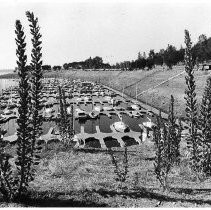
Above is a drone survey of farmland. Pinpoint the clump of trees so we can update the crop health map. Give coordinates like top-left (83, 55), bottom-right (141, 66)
top-left (0, 11), bottom-right (43, 201)
top-left (62, 56), bottom-right (111, 70)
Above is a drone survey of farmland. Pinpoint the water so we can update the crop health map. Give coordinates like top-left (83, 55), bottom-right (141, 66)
top-left (0, 70), bottom-right (14, 76)
top-left (0, 78), bottom-right (157, 149)
top-left (0, 79), bottom-right (18, 91)
top-left (122, 136), bottom-right (139, 146)
top-left (104, 136), bottom-right (120, 148)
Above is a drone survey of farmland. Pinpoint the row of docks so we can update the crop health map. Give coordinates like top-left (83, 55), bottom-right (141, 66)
top-left (0, 78), bottom-right (189, 148)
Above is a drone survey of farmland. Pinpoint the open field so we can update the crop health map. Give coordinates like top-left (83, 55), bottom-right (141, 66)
top-left (1, 65), bottom-right (208, 117)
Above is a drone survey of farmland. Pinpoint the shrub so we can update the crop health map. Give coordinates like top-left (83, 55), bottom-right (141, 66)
top-left (184, 29), bottom-right (202, 175)
top-left (154, 96), bottom-right (182, 191)
top-left (108, 147), bottom-right (129, 189)
top-left (199, 76), bottom-right (211, 176)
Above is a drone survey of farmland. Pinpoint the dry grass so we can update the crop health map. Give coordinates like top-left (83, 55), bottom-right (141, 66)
top-left (1, 140), bottom-right (210, 207)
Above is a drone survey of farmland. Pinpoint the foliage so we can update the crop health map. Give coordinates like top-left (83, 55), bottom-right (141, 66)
top-left (154, 115), bottom-right (172, 191)
top-left (57, 86), bottom-right (74, 147)
top-left (184, 29), bottom-right (201, 175)
top-left (15, 19), bottom-right (33, 196)
top-left (168, 95), bottom-right (182, 164)
top-left (0, 129), bottom-right (16, 201)
top-left (26, 11), bottom-right (43, 180)
top-left (192, 34), bottom-right (209, 62)
top-left (199, 76), bottom-right (211, 176)
top-left (153, 96), bottom-right (182, 191)
top-left (163, 45), bottom-right (183, 69)
top-left (0, 12), bottom-right (44, 202)
top-left (108, 147), bottom-right (129, 188)
top-left (53, 65), bottom-right (62, 71)
top-left (42, 65), bottom-right (51, 71)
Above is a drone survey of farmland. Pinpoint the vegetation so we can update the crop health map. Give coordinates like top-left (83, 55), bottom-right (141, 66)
top-left (15, 19), bottom-right (34, 198)
top-left (199, 76), bottom-right (211, 176)
top-left (0, 12), bottom-right (43, 202)
top-left (153, 95), bottom-right (182, 191)
top-left (108, 147), bottom-right (129, 189)
top-left (57, 86), bottom-right (74, 146)
top-left (26, 11), bottom-right (43, 180)
top-left (184, 30), bottom-right (201, 175)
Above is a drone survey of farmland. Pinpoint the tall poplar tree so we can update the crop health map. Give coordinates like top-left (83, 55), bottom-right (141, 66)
top-left (15, 20), bottom-right (32, 195)
top-left (184, 30), bottom-right (201, 174)
top-left (26, 11), bottom-right (43, 173)
top-left (199, 77), bottom-right (211, 175)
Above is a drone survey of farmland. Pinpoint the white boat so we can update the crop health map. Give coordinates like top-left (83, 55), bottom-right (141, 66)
top-left (75, 108), bottom-right (88, 120)
top-left (104, 96), bottom-right (111, 102)
top-left (108, 98), bottom-right (114, 105)
top-left (44, 108), bottom-right (55, 119)
top-left (67, 106), bottom-right (72, 115)
top-left (0, 115), bottom-right (6, 123)
top-left (93, 106), bottom-right (102, 112)
top-left (88, 111), bottom-right (99, 119)
top-left (131, 104), bottom-right (140, 110)
top-left (131, 110), bottom-right (140, 118)
top-left (3, 109), bottom-right (13, 115)
top-left (84, 96), bottom-right (89, 102)
top-left (112, 121), bottom-right (130, 133)
top-left (142, 117), bottom-right (156, 129)
top-left (72, 135), bottom-right (85, 148)
top-left (103, 106), bottom-right (113, 111)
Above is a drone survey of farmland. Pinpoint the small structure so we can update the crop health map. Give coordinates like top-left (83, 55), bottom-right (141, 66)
top-left (202, 63), bottom-right (211, 71)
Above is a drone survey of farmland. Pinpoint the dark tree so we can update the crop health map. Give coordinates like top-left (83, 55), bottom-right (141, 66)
top-left (199, 77), bottom-right (211, 175)
top-left (184, 29), bottom-right (201, 174)
top-left (42, 65), bottom-right (51, 71)
top-left (15, 19), bottom-right (32, 196)
top-left (26, 11), bottom-right (43, 178)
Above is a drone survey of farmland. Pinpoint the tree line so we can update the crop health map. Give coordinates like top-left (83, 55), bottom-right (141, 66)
top-left (38, 34), bottom-right (211, 72)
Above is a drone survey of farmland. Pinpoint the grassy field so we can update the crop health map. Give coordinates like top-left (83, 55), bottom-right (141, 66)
top-left (1, 140), bottom-right (211, 207)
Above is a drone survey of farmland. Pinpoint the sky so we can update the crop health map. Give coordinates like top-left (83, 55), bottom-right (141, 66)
top-left (1, 0), bottom-right (211, 69)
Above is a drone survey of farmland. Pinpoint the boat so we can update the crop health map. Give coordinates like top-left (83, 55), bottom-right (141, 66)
top-left (111, 121), bottom-right (130, 133)
top-left (103, 106), bottom-right (114, 111)
top-left (3, 109), bottom-right (13, 115)
top-left (131, 110), bottom-right (140, 118)
top-left (67, 106), bottom-right (73, 115)
top-left (84, 96), bottom-right (89, 102)
top-left (104, 96), bottom-right (111, 102)
top-left (0, 115), bottom-right (6, 124)
top-left (88, 111), bottom-right (99, 119)
top-left (142, 117), bottom-right (156, 129)
top-left (72, 135), bottom-right (85, 148)
top-left (43, 108), bottom-right (55, 119)
top-left (75, 108), bottom-right (88, 120)
top-left (131, 104), bottom-right (140, 110)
